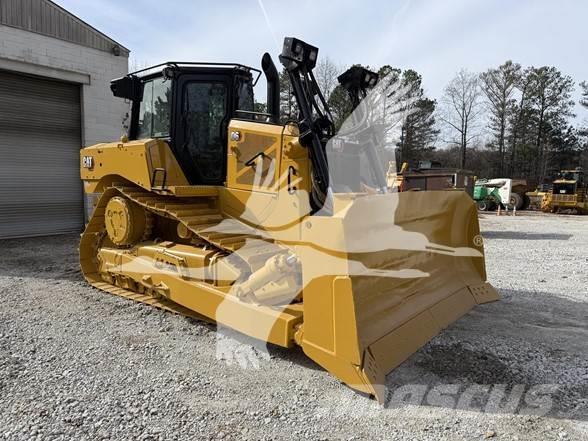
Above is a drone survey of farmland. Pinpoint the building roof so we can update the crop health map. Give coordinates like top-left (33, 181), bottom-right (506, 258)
top-left (0, 0), bottom-right (130, 57)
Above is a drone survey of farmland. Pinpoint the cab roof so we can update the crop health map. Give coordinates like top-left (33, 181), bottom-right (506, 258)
top-left (129, 61), bottom-right (261, 85)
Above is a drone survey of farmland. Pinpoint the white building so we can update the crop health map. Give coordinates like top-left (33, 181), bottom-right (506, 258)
top-left (0, 0), bottom-right (129, 238)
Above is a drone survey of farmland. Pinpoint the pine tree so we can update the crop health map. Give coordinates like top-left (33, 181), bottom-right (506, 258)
top-left (278, 68), bottom-right (298, 123)
top-left (547, 122), bottom-right (582, 173)
top-left (326, 65), bottom-right (439, 165)
top-left (396, 70), bottom-right (439, 165)
top-left (580, 81), bottom-right (588, 109)
top-left (577, 81), bottom-right (588, 172)
top-left (507, 68), bottom-right (535, 177)
top-left (480, 61), bottom-right (521, 175)
top-left (526, 66), bottom-right (575, 182)
top-left (327, 84), bottom-right (353, 130)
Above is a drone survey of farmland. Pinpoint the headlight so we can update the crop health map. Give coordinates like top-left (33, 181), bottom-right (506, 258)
top-left (281, 37), bottom-right (319, 70)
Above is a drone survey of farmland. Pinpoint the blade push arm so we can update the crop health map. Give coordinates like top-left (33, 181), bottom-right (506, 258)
top-left (279, 37), bottom-right (335, 211)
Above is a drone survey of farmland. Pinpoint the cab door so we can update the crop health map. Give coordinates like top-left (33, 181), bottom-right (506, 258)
top-left (173, 74), bottom-right (230, 185)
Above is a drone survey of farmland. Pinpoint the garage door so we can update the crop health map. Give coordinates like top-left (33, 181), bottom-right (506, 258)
top-left (0, 70), bottom-right (83, 239)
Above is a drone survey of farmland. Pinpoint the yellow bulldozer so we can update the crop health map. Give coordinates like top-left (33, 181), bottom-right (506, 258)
top-left (79, 37), bottom-right (499, 402)
top-left (541, 167), bottom-right (587, 214)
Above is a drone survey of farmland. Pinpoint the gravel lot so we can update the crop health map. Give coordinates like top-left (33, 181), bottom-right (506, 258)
top-left (0, 212), bottom-right (587, 440)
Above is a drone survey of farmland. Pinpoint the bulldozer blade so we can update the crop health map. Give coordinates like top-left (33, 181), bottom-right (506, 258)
top-left (81, 185), bottom-right (497, 403)
top-left (296, 190), bottom-right (499, 403)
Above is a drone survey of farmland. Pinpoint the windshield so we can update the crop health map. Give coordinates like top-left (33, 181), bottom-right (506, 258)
top-left (559, 171), bottom-right (583, 183)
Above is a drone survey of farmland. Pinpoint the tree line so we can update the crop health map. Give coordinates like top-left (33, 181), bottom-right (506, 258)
top-left (268, 58), bottom-right (588, 186)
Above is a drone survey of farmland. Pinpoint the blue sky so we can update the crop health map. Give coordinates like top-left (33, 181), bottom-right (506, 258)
top-left (55, 0), bottom-right (588, 116)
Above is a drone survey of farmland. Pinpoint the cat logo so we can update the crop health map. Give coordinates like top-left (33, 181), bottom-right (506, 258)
top-left (82, 156), bottom-right (94, 169)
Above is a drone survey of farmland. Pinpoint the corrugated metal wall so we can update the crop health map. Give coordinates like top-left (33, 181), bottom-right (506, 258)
top-left (0, 0), bottom-right (129, 56)
top-left (0, 70), bottom-right (83, 238)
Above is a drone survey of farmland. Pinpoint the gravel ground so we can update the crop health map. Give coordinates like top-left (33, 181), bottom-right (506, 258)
top-left (0, 212), bottom-right (587, 440)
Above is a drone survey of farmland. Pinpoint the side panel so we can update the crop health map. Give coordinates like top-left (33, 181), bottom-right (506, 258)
top-left (80, 139), bottom-right (189, 194)
top-left (226, 120), bottom-right (283, 192)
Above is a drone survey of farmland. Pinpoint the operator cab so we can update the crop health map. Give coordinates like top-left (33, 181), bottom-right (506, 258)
top-left (557, 168), bottom-right (584, 184)
top-left (108, 37), bottom-right (390, 213)
top-left (110, 63), bottom-right (264, 186)
top-left (554, 168), bottom-right (585, 194)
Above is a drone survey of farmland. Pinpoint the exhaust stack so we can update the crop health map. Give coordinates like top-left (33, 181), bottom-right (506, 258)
top-left (261, 53), bottom-right (280, 124)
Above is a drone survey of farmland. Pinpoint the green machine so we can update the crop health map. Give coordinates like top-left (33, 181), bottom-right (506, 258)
top-left (474, 178), bottom-right (531, 211)
top-left (473, 178), bottom-right (511, 211)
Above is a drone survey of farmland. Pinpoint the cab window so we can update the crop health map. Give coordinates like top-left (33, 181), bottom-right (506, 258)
top-left (237, 79), bottom-right (254, 114)
top-left (137, 77), bottom-right (172, 139)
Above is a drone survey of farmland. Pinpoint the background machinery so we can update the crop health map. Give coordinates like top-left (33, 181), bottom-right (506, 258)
top-left (79, 37), bottom-right (499, 402)
top-left (473, 178), bottom-right (510, 211)
top-left (541, 167), bottom-right (587, 214)
top-left (394, 161), bottom-right (475, 196)
top-left (526, 183), bottom-right (552, 210)
top-left (473, 178), bottom-right (530, 211)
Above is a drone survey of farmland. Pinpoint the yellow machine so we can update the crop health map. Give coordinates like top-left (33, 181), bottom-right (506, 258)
top-left (80, 37), bottom-right (499, 402)
top-left (541, 168), bottom-right (587, 214)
